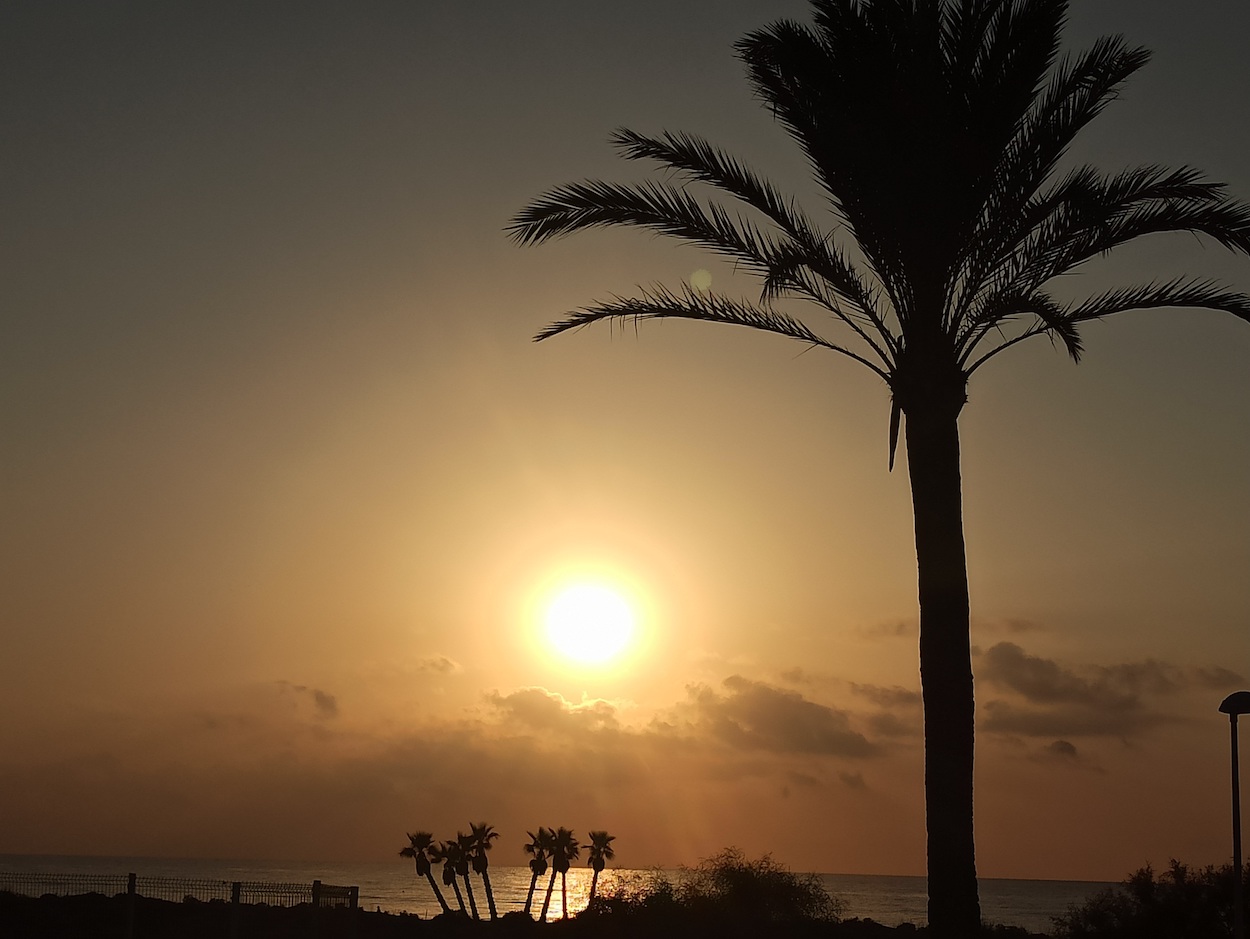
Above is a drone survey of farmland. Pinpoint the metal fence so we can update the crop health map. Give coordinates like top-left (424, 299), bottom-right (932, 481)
top-left (0, 870), bottom-right (359, 938)
top-left (0, 871), bottom-right (357, 909)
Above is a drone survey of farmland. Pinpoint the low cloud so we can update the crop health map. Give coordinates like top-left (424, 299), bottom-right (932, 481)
top-left (850, 683), bottom-right (922, 709)
top-left (416, 656), bottom-right (461, 675)
top-left (974, 643), bottom-right (1235, 740)
top-left (1029, 739), bottom-right (1105, 773)
top-left (276, 682), bottom-right (339, 719)
top-left (838, 771), bottom-right (868, 790)
top-left (486, 688), bottom-right (619, 733)
top-left (684, 676), bottom-right (878, 758)
top-left (1194, 666), bottom-right (1245, 689)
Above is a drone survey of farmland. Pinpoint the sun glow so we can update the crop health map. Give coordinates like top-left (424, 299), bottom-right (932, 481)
top-left (543, 583), bottom-right (636, 665)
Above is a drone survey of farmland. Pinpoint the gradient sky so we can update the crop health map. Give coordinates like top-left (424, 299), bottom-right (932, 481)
top-left (2, 1), bottom-right (1248, 882)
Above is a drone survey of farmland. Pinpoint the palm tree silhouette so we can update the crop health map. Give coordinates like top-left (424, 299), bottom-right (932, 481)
top-left (523, 827), bottom-right (553, 916)
top-left (585, 830), bottom-right (616, 904)
top-left (453, 831), bottom-right (480, 920)
top-left (468, 821), bottom-right (500, 920)
top-left (539, 827), bottom-right (580, 922)
top-left (428, 840), bottom-right (466, 916)
top-left (399, 831), bottom-right (451, 916)
top-left (509, 2), bottom-right (1250, 935)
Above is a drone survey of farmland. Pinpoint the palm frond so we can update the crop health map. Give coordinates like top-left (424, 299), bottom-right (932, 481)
top-left (610, 127), bottom-right (892, 339)
top-left (966, 277), bottom-right (1250, 375)
top-left (1065, 277), bottom-right (1250, 324)
top-left (533, 284), bottom-right (891, 380)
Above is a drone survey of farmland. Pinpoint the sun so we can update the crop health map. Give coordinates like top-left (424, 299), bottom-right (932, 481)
top-left (543, 583), bottom-right (636, 665)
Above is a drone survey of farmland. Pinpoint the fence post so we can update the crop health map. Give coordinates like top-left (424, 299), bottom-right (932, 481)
top-left (125, 873), bottom-right (136, 939)
top-left (230, 881), bottom-right (241, 939)
top-left (311, 880), bottom-right (322, 939)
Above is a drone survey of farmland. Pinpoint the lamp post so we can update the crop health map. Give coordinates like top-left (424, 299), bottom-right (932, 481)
top-left (1220, 691), bottom-right (1250, 939)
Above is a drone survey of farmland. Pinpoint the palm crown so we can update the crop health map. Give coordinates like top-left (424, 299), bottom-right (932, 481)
top-left (509, 0), bottom-right (1250, 463)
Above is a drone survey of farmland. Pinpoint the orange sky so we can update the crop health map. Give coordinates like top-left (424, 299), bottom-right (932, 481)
top-left (1, 1), bottom-right (1247, 882)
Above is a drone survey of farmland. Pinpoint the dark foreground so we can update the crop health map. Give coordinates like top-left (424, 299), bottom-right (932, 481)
top-left (0, 891), bottom-right (1046, 939)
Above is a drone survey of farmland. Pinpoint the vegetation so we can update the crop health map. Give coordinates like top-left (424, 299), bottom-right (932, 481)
top-left (509, 2), bottom-right (1250, 934)
top-left (524, 827), bottom-right (554, 915)
top-left (470, 821), bottom-right (501, 920)
top-left (541, 826), bottom-right (581, 922)
top-left (1053, 860), bottom-right (1250, 939)
top-left (584, 847), bottom-right (841, 930)
top-left (586, 831), bottom-right (617, 904)
top-left (399, 831), bottom-right (451, 916)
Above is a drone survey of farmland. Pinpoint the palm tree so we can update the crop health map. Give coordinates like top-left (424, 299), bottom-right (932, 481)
top-left (523, 827), bottom-right (553, 916)
top-left (454, 831), bottom-right (480, 920)
top-left (509, 2), bottom-right (1250, 935)
top-left (399, 831), bottom-right (451, 916)
top-left (539, 827), bottom-right (580, 922)
top-left (586, 830), bottom-right (616, 904)
top-left (468, 821), bottom-right (500, 920)
top-left (428, 840), bottom-right (466, 916)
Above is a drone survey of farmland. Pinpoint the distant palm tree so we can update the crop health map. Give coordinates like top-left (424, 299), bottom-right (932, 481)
top-left (509, 2), bottom-right (1250, 934)
top-left (454, 831), bottom-right (481, 920)
top-left (539, 827), bottom-right (580, 921)
top-left (468, 821), bottom-right (500, 920)
top-left (398, 831), bottom-right (451, 915)
top-left (428, 840), bottom-right (466, 916)
top-left (585, 830), bottom-right (616, 904)
top-left (523, 827), bottom-right (553, 916)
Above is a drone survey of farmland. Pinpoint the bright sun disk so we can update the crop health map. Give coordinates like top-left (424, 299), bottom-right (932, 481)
top-left (543, 583), bottom-right (635, 664)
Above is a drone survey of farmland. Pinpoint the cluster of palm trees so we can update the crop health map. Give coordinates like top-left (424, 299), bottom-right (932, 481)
top-left (400, 825), bottom-right (616, 922)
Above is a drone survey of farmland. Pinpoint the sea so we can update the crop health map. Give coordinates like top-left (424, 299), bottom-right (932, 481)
top-left (0, 854), bottom-right (1115, 936)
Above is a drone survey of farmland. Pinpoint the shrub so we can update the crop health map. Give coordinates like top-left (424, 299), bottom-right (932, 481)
top-left (1052, 859), bottom-right (1249, 939)
top-left (587, 847), bottom-right (841, 927)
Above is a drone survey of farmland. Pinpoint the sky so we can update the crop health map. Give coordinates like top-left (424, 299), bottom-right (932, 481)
top-left (2, 1), bottom-right (1248, 883)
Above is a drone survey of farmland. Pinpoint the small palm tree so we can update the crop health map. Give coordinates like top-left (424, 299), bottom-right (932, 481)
top-left (539, 827), bottom-right (580, 921)
top-left (454, 830), bottom-right (480, 920)
top-left (399, 831), bottom-right (451, 915)
top-left (586, 830), bottom-right (616, 904)
top-left (523, 827), bottom-right (553, 916)
top-left (468, 821), bottom-right (500, 920)
top-left (428, 840), bottom-right (466, 916)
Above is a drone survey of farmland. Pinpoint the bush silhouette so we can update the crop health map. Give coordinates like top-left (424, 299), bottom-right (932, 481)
top-left (1053, 860), bottom-right (1250, 939)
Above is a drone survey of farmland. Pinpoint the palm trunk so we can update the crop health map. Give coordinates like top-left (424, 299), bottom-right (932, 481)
top-left (589, 868), bottom-right (600, 904)
top-left (447, 874), bottom-right (466, 915)
top-left (524, 869), bottom-right (540, 915)
top-left (560, 870), bottom-right (568, 919)
top-left (540, 868), bottom-right (557, 922)
top-left (481, 870), bottom-right (498, 920)
top-left (461, 873), bottom-right (480, 920)
top-left (905, 403), bottom-right (981, 938)
top-left (423, 870), bottom-right (451, 915)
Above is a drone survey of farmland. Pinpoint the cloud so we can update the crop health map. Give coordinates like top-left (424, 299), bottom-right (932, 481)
top-left (684, 675), bottom-right (878, 758)
top-left (854, 621), bottom-right (912, 641)
top-left (416, 656), bottom-right (461, 675)
top-left (866, 711), bottom-right (920, 738)
top-left (980, 700), bottom-right (1170, 738)
top-left (1194, 665), bottom-right (1245, 689)
top-left (850, 683), bottom-right (922, 709)
top-left (1028, 739), bottom-right (1105, 773)
top-left (838, 771), bottom-right (867, 790)
top-left (485, 688), bottom-right (619, 733)
top-left (977, 642), bottom-right (1235, 740)
top-left (275, 682), bottom-right (339, 719)
top-left (979, 643), bottom-right (1136, 709)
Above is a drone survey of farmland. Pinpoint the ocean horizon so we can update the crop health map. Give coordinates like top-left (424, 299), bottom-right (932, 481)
top-left (0, 853), bottom-right (1114, 935)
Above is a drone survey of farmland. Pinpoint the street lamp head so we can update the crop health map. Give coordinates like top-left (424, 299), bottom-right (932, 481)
top-left (1219, 691), bottom-right (1250, 716)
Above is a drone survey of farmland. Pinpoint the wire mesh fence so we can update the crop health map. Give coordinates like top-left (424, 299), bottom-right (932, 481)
top-left (0, 870), bottom-right (357, 909)
top-left (0, 871), bottom-right (129, 898)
